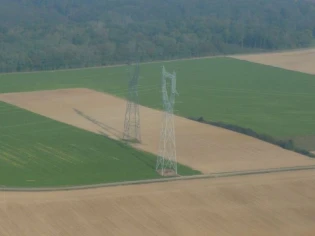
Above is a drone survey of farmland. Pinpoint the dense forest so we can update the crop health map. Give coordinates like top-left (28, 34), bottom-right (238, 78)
top-left (0, 0), bottom-right (315, 72)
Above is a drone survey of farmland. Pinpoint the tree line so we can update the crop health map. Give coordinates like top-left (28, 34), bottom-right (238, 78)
top-left (189, 116), bottom-right (315, 158)
top-left (0, 0), bottom-right (315, 72)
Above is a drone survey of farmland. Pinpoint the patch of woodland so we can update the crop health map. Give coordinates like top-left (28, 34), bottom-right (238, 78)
top-left (1, 0), bottom-right (315, 72)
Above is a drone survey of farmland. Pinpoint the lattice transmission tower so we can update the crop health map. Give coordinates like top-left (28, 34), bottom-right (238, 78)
top-left (122, 62), bottom-right (141, 143)
top-left (156, 66), bottom-right (178, 176)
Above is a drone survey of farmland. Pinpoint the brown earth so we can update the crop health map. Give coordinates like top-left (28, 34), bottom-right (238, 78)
top-left (229, 48), bottom-right (315, 75)
top-left (1, 170), bottom-right (315, 235)
top-left (0, 88), bottom-right (314, 174)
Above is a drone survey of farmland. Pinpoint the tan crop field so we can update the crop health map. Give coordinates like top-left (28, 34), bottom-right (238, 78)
top-left (229, 48), bottom-right (315, 75)
top-left (0, 88), bottom-right (314, 174)
top-left (1, 170), bottom-right (315, 236)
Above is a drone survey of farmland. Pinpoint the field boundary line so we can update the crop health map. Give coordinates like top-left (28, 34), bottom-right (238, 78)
top-left (1, 165), bottom-right (315, 192)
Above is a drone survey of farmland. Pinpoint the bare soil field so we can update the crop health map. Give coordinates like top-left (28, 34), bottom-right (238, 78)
top-left (1, 170), bottom-right (315, 235)
top-left (0, 88), bottom-right (314, 174)
top-left (229, 48), bottom-right (315, 75)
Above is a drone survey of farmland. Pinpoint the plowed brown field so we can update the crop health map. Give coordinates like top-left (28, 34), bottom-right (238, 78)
top-left (0, 88), bottom-right (314, 174)
top-left (229, 49), bottom-right (315, 75)
top-left (1, 170), bottom-right (315, 235)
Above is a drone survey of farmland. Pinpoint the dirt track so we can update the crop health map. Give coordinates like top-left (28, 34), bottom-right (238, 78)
top-left (1, 170), bottom-right (315, 235)
top-left (229, 48), bottom-right (315, 75)
top-left (0, 88), bottom-right (314, 174)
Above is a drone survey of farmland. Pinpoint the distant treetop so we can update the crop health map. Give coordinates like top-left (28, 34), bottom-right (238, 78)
top-left (0, 0), bottom-right (315, 72)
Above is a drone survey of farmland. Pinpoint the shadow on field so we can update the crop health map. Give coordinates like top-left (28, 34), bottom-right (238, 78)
top-left (73, 108), bottom-right (123, 140)
top-left (73, 108), bottom-right (155, 170)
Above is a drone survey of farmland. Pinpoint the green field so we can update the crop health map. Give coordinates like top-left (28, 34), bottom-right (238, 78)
top-left (1, 57), bottom-right (315, 137)
top-left (0, 102), bottom-right (199, 187)
top-left (1, 56), bottom-right (315, 187)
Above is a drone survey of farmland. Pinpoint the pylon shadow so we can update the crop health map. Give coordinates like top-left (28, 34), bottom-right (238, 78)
top-left (73, 108), bottom-right (156, 171)
top-left (73, 108), bottom-right (123, 140)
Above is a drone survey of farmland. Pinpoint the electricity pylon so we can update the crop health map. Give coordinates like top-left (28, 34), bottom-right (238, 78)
top-left (156, 66), bottom-right (178, 176)
top-left (122, 62), bottom-right (141, 143)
